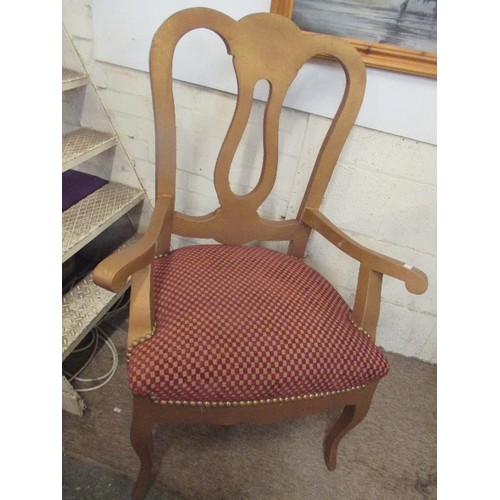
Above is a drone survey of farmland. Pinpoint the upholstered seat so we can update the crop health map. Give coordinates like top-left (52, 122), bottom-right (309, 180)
top-left (128, 245), bottom-right (389, 406)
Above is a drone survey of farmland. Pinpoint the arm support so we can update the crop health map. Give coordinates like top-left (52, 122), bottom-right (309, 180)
top-left (92, 195), bottom-right (173, 293)
top-left (302, 207), bottom-right (428, 340)
top-left (302, 208), bottom-right (428, 294)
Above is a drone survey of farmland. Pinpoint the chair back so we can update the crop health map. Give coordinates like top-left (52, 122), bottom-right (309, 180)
top-left (150, 7), bottom-right (366, 255)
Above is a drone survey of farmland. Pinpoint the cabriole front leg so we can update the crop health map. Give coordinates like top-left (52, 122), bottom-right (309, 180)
top-left (324, 383), bottom-right (377, 470)
top-left (130, 398), bottom-right (155, 500)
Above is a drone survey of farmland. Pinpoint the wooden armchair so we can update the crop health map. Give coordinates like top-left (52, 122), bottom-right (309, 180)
top-left (93, 8), bottom-right (428, 499)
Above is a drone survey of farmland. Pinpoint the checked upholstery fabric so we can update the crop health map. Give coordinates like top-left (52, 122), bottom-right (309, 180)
top-left (128, 245), bottom-right (389, 404)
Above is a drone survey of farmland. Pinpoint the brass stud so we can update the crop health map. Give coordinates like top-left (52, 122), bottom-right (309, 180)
top-left (144, 384), bottom-right (368, 410)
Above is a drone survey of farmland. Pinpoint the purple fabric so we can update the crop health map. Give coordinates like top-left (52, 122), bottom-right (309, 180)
top-left (62, 170), bottom-right (108, 212)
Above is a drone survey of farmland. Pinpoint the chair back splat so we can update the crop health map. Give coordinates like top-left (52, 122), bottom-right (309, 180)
top-left (150, 7), bottom-right (366, 252)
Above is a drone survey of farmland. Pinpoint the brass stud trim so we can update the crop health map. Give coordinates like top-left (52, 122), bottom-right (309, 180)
top-left (348, 315), bottom-right (372, 339)
top-left (154, 252), bottom-right (170, 259)
top-left (126, 323), bottom-right (157, 363)
top-left (146, 385), bottom-right (366, 408)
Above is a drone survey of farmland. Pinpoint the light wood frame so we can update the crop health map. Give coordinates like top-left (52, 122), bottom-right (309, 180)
top-left (271, 0), bottom-right (437, 78)
top-left (93, 7), bottom-right (428, 499)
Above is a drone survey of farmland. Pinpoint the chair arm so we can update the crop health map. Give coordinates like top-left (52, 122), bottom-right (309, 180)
top-left (92, 195), bottom-right (173, 293)
top-left (301, 207), bottom-right (428, 295)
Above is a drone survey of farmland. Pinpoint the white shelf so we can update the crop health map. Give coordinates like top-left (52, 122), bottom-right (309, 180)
top-left (62, 67), bottom-right (88, 92)
top-left (62, 181), bottom-right (144, 263)
top-left (62, 24), bottom-right (147, 415)
top-left (62, 265), bottom-right (126, 361)
top-left (62, 127), bottom-right (118, 172)
top-left (62, 233), bottom-right (141, 360)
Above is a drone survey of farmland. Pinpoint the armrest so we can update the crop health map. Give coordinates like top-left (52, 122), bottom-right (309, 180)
top-left (92, 195), bottom-right (173, 293)
top-left (301, 207), bottom-right (428, 295)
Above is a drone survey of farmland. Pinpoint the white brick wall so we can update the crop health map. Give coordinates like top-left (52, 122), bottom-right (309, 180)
top-left (63, 0), bottom-right (437, 363)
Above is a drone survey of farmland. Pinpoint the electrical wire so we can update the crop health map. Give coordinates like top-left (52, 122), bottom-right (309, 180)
top-left (70, 327), bottom-right (119, 392)
top-left (63, 292), bottom-right (130, 393)
top-left (63, 330), bottom-right (99, 382)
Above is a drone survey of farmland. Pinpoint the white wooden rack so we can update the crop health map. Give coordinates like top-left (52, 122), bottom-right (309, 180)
top-left (62, 27), bottom-right (146, 415)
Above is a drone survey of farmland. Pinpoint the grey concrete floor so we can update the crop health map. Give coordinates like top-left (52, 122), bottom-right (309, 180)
top-left (62, 453), bottom-right (181, 500)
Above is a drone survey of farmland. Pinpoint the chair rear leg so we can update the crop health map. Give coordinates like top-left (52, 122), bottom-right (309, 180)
top-left (324, 387), bottom-right (376, 471)
top-left (130, 400), bottom-right (155, 500)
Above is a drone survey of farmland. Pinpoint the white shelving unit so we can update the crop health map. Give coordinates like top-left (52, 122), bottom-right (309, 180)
top-left (62, 127), bottom-right (118, 172)
top-left (62, 182), bottom-right (143, 262)
top-left (62, 26), bottom-right (146, 415)
top-left (62, 68), bottom-right (88, 92)
top-left (62, 234), bottom-right (140, 362)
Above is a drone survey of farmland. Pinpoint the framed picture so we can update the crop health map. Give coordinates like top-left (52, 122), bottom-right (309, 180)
top-left (271, 0), bottom-right (436, 78)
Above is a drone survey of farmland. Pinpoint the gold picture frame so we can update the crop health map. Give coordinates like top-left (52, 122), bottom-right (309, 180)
top-left (271, 0), bottom-right (436, 78)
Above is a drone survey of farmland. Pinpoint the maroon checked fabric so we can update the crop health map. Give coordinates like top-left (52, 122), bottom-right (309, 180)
top-left (128, 245), bottom-right (389, 403)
